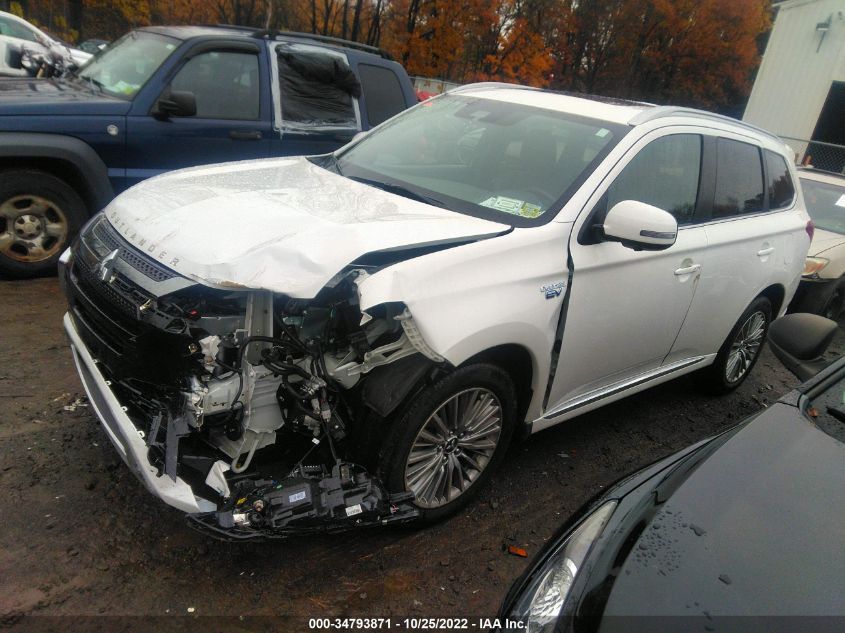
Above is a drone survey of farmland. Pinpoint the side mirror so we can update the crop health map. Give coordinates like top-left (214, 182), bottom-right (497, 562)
top-left (768, 313), bottom-right (838, 381)
top-left (602, 200), bottom-right (678, 251)
top-left (154, 91), bottom-right (197, 120)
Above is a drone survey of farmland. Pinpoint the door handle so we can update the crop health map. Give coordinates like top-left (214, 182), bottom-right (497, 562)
top-left (674, 264), bottom-right (701, 276)
top-left (757, 247), bottom-right (775, 257)
top-left (230, 130), bottom-right (262, 141)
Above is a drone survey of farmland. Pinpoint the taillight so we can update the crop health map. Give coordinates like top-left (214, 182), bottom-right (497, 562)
top-left (806, 220), bottom-right (815, 241)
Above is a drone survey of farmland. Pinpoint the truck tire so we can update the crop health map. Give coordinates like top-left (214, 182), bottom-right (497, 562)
top-left (0, 169), bottom-right (87, 279)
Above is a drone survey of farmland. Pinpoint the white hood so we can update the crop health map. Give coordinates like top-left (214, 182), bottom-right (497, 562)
top-left (809, 227), bottom-right (845, 257)
top-left (104, 157), bottom-right (509, 297)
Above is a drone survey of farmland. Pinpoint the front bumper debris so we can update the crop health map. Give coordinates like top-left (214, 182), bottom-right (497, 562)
top-left (64, 312), bottom-right (216, 514)
top-left (187, 462), bottom-right (419, 541)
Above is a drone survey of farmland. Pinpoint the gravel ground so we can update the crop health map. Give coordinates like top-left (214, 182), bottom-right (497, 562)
top-left (1, 278), bottom-right (838, 631)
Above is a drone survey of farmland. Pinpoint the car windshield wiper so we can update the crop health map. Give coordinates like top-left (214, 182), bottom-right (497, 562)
top-left (347, 176), bottom-right (445, 208)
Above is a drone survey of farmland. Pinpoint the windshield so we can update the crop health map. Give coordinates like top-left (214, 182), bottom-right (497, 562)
top-left (801, 176), bottom-right (845, 235)
top-left (76, 31), bottom-right (179, 99)
top-left (335, 94), bottom-right (624, 225)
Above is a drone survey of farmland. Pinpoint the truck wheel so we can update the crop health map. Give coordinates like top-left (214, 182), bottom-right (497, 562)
top-left (379, 363), bottom-right (517, 523)
top-left (699, 296), bottom-right (771, 395)
top-left (0, 170), bottom-right (87, 279)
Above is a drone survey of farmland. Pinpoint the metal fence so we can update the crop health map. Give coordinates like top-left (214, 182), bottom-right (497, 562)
top-left (780, 136), bottom-right (845, 174)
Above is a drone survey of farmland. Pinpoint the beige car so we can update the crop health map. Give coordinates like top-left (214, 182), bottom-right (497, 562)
top-left (790, 167), bottom-right (845, 318)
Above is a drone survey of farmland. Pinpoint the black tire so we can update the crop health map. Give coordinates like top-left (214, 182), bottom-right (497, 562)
top-left (378, 363), bottom-right (517, 523)
top-left (699, 296), bottom-right (772, 394)
top-left (0, 169), bottom-right (88, 279)
top-left (822, 286), bottom-right (844, 321)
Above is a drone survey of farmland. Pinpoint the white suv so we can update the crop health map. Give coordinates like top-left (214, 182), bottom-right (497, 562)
top-left (61, 84), bottom-right (811, 535)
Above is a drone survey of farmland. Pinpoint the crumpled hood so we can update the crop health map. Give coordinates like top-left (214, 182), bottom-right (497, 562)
top-left (104, 156), bottom-right (509, 297)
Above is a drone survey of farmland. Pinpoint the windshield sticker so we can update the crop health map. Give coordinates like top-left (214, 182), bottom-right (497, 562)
top-left (836, 194), bottom-right (845, 208)
top-left (595, 128), bottom-right (610, 138)
top-left (480, 196), bottom-right (543, 218)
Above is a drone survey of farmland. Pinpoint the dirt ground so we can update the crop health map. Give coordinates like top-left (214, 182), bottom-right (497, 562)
top-left (1, 278), bottom-right (837, 632)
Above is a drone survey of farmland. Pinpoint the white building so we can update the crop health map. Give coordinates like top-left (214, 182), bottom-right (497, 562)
top-left (743, 0), bottom-right (845, 171)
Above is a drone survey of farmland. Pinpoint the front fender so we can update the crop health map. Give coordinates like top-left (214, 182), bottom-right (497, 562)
top-left (358, 222), bottom-right (573, 421)
top-left (0, 132), bottom-right (113, 208)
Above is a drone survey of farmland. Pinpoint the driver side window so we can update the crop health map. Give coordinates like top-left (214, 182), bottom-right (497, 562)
top-left (606, 134), bottom-right (702, 225)
top-left (168, 50), bottom-right (260, 120)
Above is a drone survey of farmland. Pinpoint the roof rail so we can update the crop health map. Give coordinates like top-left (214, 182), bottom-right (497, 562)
top-left (450, 83), bottom-right (656, 108)
top-left (629, 106), bottom-right (784, 144)
top-left (251, 29), bottom-right (392, 59)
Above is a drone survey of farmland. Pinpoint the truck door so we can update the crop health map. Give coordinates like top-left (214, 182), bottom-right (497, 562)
top-left (124, 42), bottom-right (272, 187)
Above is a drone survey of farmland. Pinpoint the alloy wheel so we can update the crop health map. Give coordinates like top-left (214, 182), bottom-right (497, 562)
top-left (725, 310), bottom-right (767, 384)
top-left (404, 388), bottom-right (503, 509)
top-left (0, 194), bottom-right (68, 263)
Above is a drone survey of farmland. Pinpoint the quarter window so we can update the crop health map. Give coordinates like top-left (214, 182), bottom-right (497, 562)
top-left (765, 150), bottom-right (796, 209)
top-left (170, 51), bottom-right (259, 120)
top-left (606, 134), bottom-right (702, 224)
top-left (357, 63), bottom-right (407, 126)
top-left (713, 138), bottom-right (765, 218)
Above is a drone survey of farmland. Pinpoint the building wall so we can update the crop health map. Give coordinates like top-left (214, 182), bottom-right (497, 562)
top-left (743, 0), bottom-right (845, 140)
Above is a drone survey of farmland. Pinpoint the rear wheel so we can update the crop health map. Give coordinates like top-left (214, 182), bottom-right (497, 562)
top-left (379, 363), bottom-right (517, 523)
top-left (699, 296), bottom-right (771, 394)
top-left (0, 170), bottom-right (87, 279)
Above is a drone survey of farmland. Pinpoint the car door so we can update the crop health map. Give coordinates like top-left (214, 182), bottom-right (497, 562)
top-left (268, 41), bottom-right (361, 157)
top-left (667, 135), bottom-right (803, 362)
top-left (124, 43), bottom-right (272, 187)
top-left (543, 130), bottom-right (709, 419)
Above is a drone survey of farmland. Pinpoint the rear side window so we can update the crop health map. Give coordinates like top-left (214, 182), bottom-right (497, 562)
top-left (606, 134), bottom-right (702, 225)
top-left (713, 138), bottom-right (764, 218)
top-left (358, 63), bottom-right (407, 126)
top-left (765, 150), bottom-right (796, 209)
top-left (276, 44), bottom-right (360, 129)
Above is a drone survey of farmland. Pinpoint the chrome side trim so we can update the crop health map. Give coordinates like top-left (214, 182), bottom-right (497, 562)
top-left (543, 356), bottom-right (707, 420)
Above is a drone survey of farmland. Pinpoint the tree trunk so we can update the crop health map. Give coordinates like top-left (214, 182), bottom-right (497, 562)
top-left (350, 0), bottom-right (363, 41)
top-left (68, 0), bottom-right (83, 41)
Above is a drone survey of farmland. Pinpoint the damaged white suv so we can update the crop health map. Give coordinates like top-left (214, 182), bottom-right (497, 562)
top-left (61, 84), bottom-right (811, 538)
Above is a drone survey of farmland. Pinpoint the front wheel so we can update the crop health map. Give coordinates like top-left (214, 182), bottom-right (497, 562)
top-left (699, 296), bottom-right (771, 394)
top-left (379, 364), bottom-right (517, 523)
top-left (0, 169), bottom-right (87, 279)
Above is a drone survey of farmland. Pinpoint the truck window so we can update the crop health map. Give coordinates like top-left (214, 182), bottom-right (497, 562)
top-left (275, 43), bottom-right (360, 129)
top-left (170, 50), bottom-right (260, 120)
top-left (357, 63), bottom-right (407, 126)
top-left (713, 138), bottom-right (765, 219)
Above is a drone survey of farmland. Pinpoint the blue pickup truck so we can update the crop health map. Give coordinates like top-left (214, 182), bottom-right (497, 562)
top-left (0, 25), bottom-right (418, 277)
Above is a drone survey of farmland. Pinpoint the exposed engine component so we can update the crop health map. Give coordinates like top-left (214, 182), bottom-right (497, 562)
top-left (66, 221), bottom-right (442, 538)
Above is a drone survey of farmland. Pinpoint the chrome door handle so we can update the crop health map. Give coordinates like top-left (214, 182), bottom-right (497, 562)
top-left (674, 264), bottom-right (701, 276)
top-left (757, 247), bottom-right (775, 257)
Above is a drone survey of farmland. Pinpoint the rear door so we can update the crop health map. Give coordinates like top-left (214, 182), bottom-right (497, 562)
top-left (666, 135), bottom-right (803, 363)
top-left (124, 41), bottom-right (272, 187)
top-left (545, 129), bottom-right (709, 416)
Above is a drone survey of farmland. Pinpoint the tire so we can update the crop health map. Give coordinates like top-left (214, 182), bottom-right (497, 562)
top-left (378, 363), bottom-right (517, 523)
top-left (699, 296), bottom-right (772, 394)
top-left (822, 286), bottom-right (844, 321)
top-left (0, 169), bottom-right (88, 279)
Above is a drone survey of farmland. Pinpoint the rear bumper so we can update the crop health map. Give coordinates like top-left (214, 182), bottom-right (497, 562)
top-left (64, 311), bottom-right (215, 514)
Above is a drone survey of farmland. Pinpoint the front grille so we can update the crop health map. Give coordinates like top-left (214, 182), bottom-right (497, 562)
top-left (92, 219), bottom-right (178, 283)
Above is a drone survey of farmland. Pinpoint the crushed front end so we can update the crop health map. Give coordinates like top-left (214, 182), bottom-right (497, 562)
top-left (61, 215), bottom-right (422, 538)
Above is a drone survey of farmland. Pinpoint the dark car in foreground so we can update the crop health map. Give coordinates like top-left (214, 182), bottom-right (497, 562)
top-left (0, 25), bottom-right (416, 278)
top-left (499, 313), bottom-right (845, 632)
